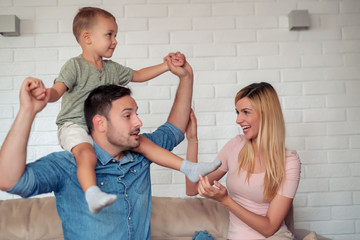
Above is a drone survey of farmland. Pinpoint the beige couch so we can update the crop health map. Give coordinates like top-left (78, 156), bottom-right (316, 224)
top-left (0, 196), bottom-right (329, 240)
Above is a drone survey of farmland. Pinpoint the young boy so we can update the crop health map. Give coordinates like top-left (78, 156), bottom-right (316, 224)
top-left (29, 7), bottom-right (221, 214)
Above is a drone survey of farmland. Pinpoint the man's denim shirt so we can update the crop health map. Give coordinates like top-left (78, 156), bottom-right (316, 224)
top-left (8, 122), bottom-right (184, 240)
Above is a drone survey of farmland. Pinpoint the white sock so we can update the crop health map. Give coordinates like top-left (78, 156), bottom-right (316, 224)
top-left (180, 160), bottom-right (222, 183)
top-left (85, 186), bottom-right (117, 214)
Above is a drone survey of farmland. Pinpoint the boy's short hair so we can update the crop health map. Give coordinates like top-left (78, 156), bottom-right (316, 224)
top-left (84, 84), bottom-right (132, 132)
top-left (73, 7), bottom-right (116, 42)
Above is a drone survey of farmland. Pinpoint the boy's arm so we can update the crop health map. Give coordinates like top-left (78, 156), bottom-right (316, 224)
top-left (0, 78), bottom-right (50, 190)
top-left (131, 62), bottom-right (169, 83)
top-left (48, 81), bottom-right (68, 102)
top-left (133, 136), bottom-right (183, 171)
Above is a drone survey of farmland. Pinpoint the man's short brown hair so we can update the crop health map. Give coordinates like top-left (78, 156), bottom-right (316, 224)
top-left (72, 7), bottom-right (116, 42)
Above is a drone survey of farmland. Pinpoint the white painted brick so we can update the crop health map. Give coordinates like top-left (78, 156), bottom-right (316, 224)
top-left (293, 193), bottom-right (307, 207)
top-left (0, 0), bottom-right (12, 7)
top-left (148, 45), bottom-right (193, 59)
top-left (125, 5), bottom-right (168, 18)
top-left (255, 1), bottom-right (296, 16)
top-left (36, 62), bottom-right (63, 75)
top-left (298, 1), bottom-right (339, 14)
top-left (343, 26), bottom-right (360, 40)
top-left (236, 16), bottom-right (278, 29)
top-left (198, 125), bottom-right (239, 140)
top-left (330, 177), bottom-right (360, 191)
top-left (283, 96), bottom-right (326, 109)
top-left (285, 137), bottom-right (305, 151)
top-left (328, 122), bottom-right (360, 135)
top-left (311, 220), bottom-right (355, 235)
top-left (103, 0), bottom-right (145, 4)
top-left (324, 67), bottom-right (360, 80)
top-left (195, 98), bottom-right (233, 113)
top-left (126, 32), bottom-right (169, 44)
top-left (351, 163), bottom-right (360, 177)
top-left (21, 20), bottom-right (58, 34)
top-left (298, 150), bottom-right (328, 164)
top-left (238, 42), bottom-right (279, 56)
top-left (149, 100), bottom-right (172, 114)
top-left (36, 33), bottom-right (77, 47)
top-left (194, 84), bottom-right (214, 99)
top-left (303, 108), bottom-right (346, 122)
top-left (169, 4), bottom-right (211, 17)
top-left (117, 18), bottom-right (147, 32)
top-left (194, 113), bottom-right (216, 126)
top-left (257, 29), bottom-right (298, 42)
top-left (273, 82), bottom-right (303, 96)
top-left (113, 45), bottom-right (148, 59)
top-left (0, 105), bottom-right (13, 118)
top-left (0, 191), bottom-right (14, 200)
top-left (306, 136), bottom-right (349, 150)
top-left (58, 18), bottom-right (72, 33)
top-left (58, 0), bottom-right (101, 6)
top-left (0, 36), bottom-right (35, 49)
top-left (328, 149), bottom-right (360, 163)
top-left (193, 17), bottom-right (235, 30)
top-left (15, 48), bottom-right (58, 62)
top-left (304, 81), bottom-right (345, 95)
top-left (274, 43), bottom-right (304, 61)
top-left (138, 113), bottom-right (168, 128)
top-left (0, 62), bottom-right (35, 76)
top-left (0, 76), bottom-right (13, 90)
top-left (151, 184), bottom-right (186, 197)
top-left (131, 86), bottom-right (170, 100)
top-left (301, 54), bottom-right (344, 68)
top-left (195, 71), bottom-right (237, 84)
top-left (28, 131), bottom-right (58, 146)
top-left (294, 207), bottom-right (331, 221)
top-left (58, 47), bottom-right (82, 60)
top-left (171, 31), bottom-right (213, 44)
top-left (281, 68), bottom-right (324, 82)
top-left (286, 123), bottom-right (326, 137)
top-left (238, 70), bottom-right (280, 83)
top-left (340, 0), bottom-right (360, 13)
top-left (283, 109), bottom-right (302, 123)
top-left (297, 178), bottom-right (329, 193)
top-left (215, 30), bottom-right (256, 43)
top-left (347, 108), bottom-right (360, 121)
top-left (321, 14), bottom-right (360, 28)
top-left (198, 140), bottom-right (218, 155)
top-left (345, 54), bottom-right (360, 67)
top-left (215, 112), bottom-right (236, 126)
top-left (259, 56), bottom-right (300, 69)
top-left (34, 117), bottom-right (57, 131)
top-left (350, 135), bottom-right (360, 148)
top-left (215, 57), bottom-right (257, 70)
top-left (215, 84), bottom-right (241, 99)
top-left (345, 81), bottom-right (360, 95)
top-left (14, 0), bottom-right (56, 7)
top-left (354, 192), bottom-right (360, 204)
top-left (328, 94), bottom-right (360, 108)
top-left (299, 29), bottom-right (342, 41)
top-left (324, 40), bottom-right (360, 54)
top-left (213, 3), bottom-right (253, 16)
top-left (150, 169), bottom-right (172, 184)
top-left (149, 18), bottom-right (191, 31)
top-left (305, 164), bottom-right (350, 178)
top-left (0, 49), bottom-right (13, 62)
top-left (35, 7), bottom-right (77, 20)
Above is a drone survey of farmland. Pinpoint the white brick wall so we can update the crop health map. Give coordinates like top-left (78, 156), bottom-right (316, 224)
top-left (0, 1), bottom-right (359, 239)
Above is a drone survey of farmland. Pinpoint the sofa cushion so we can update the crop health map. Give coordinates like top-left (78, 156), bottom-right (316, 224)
top-left (151, 197), bottom-right (229, 239)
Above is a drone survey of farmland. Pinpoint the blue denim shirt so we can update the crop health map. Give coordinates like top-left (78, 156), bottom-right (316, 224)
top-left (8, 122), bottom-right (184, 240)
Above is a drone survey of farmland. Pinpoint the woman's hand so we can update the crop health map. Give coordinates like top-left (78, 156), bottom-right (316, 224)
top-left (197, 175), bottom-right (229, 204)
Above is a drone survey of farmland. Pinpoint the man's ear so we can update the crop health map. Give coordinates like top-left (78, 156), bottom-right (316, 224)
top-left (92, 114), bottom-right (106, 132)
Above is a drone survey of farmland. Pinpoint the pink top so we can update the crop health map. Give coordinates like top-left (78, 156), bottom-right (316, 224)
top-left (217, 135), bottom-right (301, 239)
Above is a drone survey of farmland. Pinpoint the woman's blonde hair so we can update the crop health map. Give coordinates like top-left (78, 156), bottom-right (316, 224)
top-left (235, 82), bottom-right (286, 201)
top-left (72, 7), bottom-right (116, 43)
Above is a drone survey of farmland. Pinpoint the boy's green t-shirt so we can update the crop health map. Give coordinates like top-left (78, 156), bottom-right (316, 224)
top-left (55, 55), bottom-right (133, 128)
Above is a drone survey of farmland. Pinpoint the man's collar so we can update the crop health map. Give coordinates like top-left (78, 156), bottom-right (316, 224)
top-left (93, 140), bottom-right (134, 165)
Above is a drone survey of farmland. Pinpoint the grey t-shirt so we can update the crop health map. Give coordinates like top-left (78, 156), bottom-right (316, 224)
top-left (55, 55), bottom-right (133, 128)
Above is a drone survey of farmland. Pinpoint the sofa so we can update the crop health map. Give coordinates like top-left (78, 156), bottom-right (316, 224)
top-left (0, 196), bottom-right (329, 240)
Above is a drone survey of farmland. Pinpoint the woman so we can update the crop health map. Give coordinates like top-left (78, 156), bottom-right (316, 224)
top-left (186, 82), bottom-right (301, 240)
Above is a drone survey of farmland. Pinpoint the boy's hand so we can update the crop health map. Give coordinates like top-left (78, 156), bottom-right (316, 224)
top-left (26, 77), bottom-right (47, 100)
top-left (169, 51), bottom-right (185, 67)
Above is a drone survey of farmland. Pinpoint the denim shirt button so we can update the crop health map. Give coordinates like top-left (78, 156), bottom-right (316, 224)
top-left (134, 170), bottom-right (137, 173)
top-left (118, 176), bottom-right (121, 181)
top-left (128, 217), bottom-right (131, 220)
top-left (100, 182), bottom-right (104, 186)
top-left (125, 194), bottom-right (128, 197)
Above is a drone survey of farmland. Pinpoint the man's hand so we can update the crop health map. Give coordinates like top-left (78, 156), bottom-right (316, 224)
top-left (20, 77), bottom-right (51, 114)
top-left (166, 52), bottom-right (193, 79)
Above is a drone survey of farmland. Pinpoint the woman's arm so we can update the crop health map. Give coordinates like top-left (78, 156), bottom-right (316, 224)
top-left (198, 176), bottom-right (294, 237)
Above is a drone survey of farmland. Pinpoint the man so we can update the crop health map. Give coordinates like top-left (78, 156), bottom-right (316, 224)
top-left (0, 59), bottom-right (193, 239)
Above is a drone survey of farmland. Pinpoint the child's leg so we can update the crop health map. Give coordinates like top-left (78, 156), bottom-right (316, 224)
top-left (133, 136), bottom-right (221, 182)
top-left (72, 143), bottom-right (117, 214)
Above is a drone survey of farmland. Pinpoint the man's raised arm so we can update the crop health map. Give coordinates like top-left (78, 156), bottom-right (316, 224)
top-left (0, 78), bottom-right (50, 190)
top-left (166, 54), bottom-right (194, 133)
